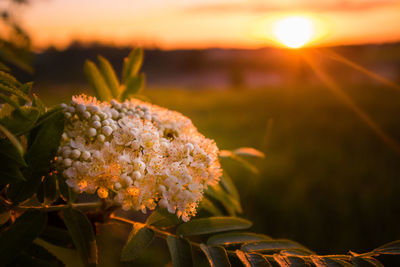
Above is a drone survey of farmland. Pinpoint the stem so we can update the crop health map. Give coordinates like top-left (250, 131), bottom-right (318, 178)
top-left (110, 215), bottom-right (201, 248)
top-left (17, 202), bottom-right (102, 212)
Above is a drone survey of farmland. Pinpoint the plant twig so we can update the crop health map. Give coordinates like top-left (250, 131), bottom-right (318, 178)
top-left (16, 202), bottom-right (103, 212)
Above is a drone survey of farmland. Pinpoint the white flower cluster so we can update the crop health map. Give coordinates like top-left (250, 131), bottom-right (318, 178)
top-left (56, 94), bottom-right (222, 221)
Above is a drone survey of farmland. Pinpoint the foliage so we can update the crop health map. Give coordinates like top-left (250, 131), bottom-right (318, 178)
top-left (0, 51), bottom-right (398, 266)
top-left (84, 48), bottom-right (145, 102)
top-left (0, 0), bottom-right (33, 73)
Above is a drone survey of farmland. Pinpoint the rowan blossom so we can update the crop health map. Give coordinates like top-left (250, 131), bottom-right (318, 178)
top-left (56, 95), bottom-right (222, 221)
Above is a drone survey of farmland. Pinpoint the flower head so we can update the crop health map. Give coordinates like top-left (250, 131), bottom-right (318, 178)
top-left (56, 95), bottom-right (222, 221)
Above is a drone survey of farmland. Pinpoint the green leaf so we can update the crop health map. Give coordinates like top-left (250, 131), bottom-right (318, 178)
top-left (97, 55), bottom-right (120, 98)
top-left (199, 197), bottom-right (224, 216)
top-left (176, 217), bottom-right (252, 237)
top-left (167, 235), bottom-right (193, 267)
top-left (0, 93), bottom-right (21, 109)
top-left (0, 62), bottom-right (10, 72)
top-left (122, 48), bottom-right (143, 83)
top-left (57, 174), bottom-right (77, 202)
top-left (120, 73), bottom-right (145, 101)
top-left (84, 60), bottom-right (112, 101)
top-left (0, 134), bottom-right (26, 166)
top-left (0, 82), bottom-right (30, 102)
top-left (272, 254), bottom-right (289, 267)
top-left (121, 223), bottom-right (155, 262)
top-left (0, 209), bottom-right (47, 265)
top-left (244, 252), bottom-right (272, 267)
top-left (34, 106), bottom-right (63, 128)
top-left (146, 208), bottom-right (180, 228)
top-left (12, 243), bottom-right (64, 267)
top-left (0, 70), bottom-right (21, 88)
top-left (7, 110), bottom-right (65, 203)
top-left (206, 184), bottom-right (242, 215)
top-left (40, 225), bottom-right (75, 249)
top-left (37, 175), bottom-right (57, 204)
top-left (32, 93), bottom-right (46, 113)
top-left (373, 240), bottom-right (400, 255)
top-left (61, 208), bottom-right (97, 266)
top-left (351, 257), bottom-right (384, 267)
top-left (241, 240), bottom-right (313, 254)
top-left (232, 147), bottom-right (265, 158)
top-left (235, 250), bottom-right (251, 267)
top-left (0, 163), bottom-right (25, 184)
top-left (200, 244), bottom-right (230, 267)
top-left (207, 232), bottom-right (271, 246)
top-left (220, 171), bottom-right (240, 203)
top-left (310, 255), bottom-right (328, 267)
top-left (0, 106), bottom-right (40, 136)
top-left (323, 257), bottom-right (352, 267)
top-left (285, 256), bottom-right (307, 266)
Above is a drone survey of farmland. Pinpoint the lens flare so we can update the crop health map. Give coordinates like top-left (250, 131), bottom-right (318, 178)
top-left (273, 16), bottom-right (315, 48)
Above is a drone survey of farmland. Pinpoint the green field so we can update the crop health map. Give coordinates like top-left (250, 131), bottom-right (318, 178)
top-left (38, 83), bottom-right (400, 258)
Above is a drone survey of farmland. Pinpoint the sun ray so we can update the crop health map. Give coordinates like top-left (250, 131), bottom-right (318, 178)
top-left (316, 48), bottom-right (400, 92)
top-left (302, 52), bottom-right (400, 155)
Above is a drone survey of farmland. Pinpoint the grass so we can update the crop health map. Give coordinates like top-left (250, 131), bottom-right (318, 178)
top-left (37, 83), bottom-right (400, 255)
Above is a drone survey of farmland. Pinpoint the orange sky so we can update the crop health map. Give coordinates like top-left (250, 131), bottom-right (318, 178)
top-left (12, 0), bottom-right (400, 49)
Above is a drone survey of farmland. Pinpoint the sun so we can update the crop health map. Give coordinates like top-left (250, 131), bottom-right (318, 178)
top-left (273, 16), bottom-right (315, 48)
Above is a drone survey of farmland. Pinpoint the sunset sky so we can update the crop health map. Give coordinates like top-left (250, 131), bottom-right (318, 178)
top-left (11, 0), bottom-right (400, 49)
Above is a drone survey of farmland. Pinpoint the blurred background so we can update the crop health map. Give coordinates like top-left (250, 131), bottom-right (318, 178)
top-left (1, 0), bottom-right (400, 265)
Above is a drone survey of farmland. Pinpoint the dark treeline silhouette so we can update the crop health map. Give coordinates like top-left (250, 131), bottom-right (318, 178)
top-left (29, 41), bottom-right (400, 90)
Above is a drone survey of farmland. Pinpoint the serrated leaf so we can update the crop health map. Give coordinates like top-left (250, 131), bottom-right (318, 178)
top-left (200, 244), bottom-right (230, 267)
top-left (61, 208), bottom-right (97, 266)
top-left (0, 62), bottom-right (10, 72)
top-left (122, 48), bottom-right (143, 83)
top-left (0, 70), bottom-right (21, 88)
top-left (235, 250), bottom-right (251, 267)
top-left (0, 93), bottom-right (21, 109)
top-left (208, 232), bottom-right (271, 246)
top-left (0, 106), bottom-right (40, 136)
top-left (241, 240), bottom-right (313, 254)
top-left (146, 208), bottom-right (180, 228)
top-left (32, 93), bottom-right (46, 113)
top-left (351, 257), bottom-right (384, 267)
top-left (167, 235), bottom-right (193, 267)
top-left (121, 73), bottom-right (145, 101)
top-left (310, 255), bottom-right (327, 267)
top-left (40, 225), bottom-right (75, 249)
top-left (373, 240), bottom-right (400, 255)
top-left (0, 134), bottom-right (26, 166)
top-left (176, 217), bottom-right (252, 237)
top-left (0, 209), bottom-right (47, 265)
top-left (121, 223), bottom-right (154, 261)
top-left (246, 252), bottom-right (272, 267)
top-left (272, 255), bottom-right (289, 267)
top-left (285, 256), bottom-right (307, 266)
top-left (323, 257), bottom-right (352, 267)
top-left (84, 60), bottom-right (112, 101)
top-left (97, 55), bottom-right (120, 98)
top-left (280, 248), bottom-right (315, 256)
top-left (7, 110), bottom-right (65, 203)
top-left (233, 147), bottom-right (265, 158)
top-left (0, 82), bottom-right (30, 102)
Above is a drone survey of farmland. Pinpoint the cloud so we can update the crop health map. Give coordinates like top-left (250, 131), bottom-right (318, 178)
top-left (183, 0), bottom-right (397, 14)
